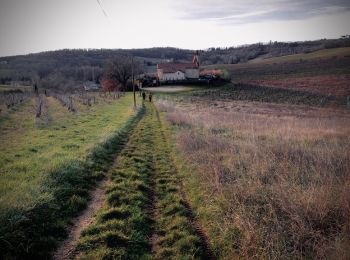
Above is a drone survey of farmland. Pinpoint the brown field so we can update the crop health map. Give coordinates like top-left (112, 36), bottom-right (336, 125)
top-left (205, 47), bottom-right (350, 97)
top-left (143, 85), bottom-right (195, 93)
top-left (157, 96), bottom-right (350, 259)
top-left (241, 74), bottom-right (350, 97)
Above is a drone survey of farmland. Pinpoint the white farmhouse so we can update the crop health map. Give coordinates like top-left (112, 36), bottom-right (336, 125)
top-left (157, 63), bottom-right (199, 82)
top-left (157, 53), bottom-right (200, 82)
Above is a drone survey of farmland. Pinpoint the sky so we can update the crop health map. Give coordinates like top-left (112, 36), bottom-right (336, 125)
top-left (0, 0), bottom-right (349, 57)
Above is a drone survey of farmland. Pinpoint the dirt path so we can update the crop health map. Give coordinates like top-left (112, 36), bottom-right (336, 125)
top-left (51, 107), bottom-right (144, 260)
top-left (53, 178), bottom-right (109, 260)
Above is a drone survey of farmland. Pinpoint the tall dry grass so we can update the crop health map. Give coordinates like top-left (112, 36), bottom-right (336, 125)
top-left (158, 99), bottom-right (350, 259)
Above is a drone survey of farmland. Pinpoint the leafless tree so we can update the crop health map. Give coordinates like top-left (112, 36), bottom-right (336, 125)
top-left (107, 55), bottom-right (142, 90)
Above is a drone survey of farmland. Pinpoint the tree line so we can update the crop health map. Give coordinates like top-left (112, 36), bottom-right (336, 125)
top-left (0, 37), bottom-right (349, 92)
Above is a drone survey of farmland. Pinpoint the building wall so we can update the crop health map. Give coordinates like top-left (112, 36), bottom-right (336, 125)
top-left (162, 71), bottom-right (185, 81)
top-left (157, 69), bottom-right (163, 80)
top-left (157, 67), bottom-right (199, 81)
top-left (185, 69), bottom-right (199, 79)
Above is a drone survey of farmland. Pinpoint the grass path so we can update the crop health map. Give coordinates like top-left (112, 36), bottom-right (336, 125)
top-left (76, 103), bottom-right (212, 259)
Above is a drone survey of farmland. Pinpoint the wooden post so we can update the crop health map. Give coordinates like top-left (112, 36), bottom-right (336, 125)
top-left (132, 56), bottom-right (136, 109)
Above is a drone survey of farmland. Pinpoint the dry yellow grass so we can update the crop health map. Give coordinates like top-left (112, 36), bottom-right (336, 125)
top-left (157, 99), bottom-right (350, 259)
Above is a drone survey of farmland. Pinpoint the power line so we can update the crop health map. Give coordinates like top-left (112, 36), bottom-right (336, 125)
top-left (96, 0), bottom-right (110, 22)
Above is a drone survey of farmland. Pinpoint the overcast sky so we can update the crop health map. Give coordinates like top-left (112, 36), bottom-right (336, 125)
top-left (0, 0), bottom-right (349, 57)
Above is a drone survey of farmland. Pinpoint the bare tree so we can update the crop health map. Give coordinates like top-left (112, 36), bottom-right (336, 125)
top-left (107, 55), bottom-right (142, 90)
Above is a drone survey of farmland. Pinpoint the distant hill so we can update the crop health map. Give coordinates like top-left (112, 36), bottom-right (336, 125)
top-left (0, 37), bottom-right (349, 91)
top-left (206, 47), bottom-right (350, 97)
top-left (200, 37), bottom-right (350, 65)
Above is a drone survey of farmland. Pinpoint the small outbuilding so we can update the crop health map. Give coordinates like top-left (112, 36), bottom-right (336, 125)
top-left (83, 81), bottom-right (100, 91)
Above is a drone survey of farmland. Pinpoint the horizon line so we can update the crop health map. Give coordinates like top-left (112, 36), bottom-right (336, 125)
top-left (1, 36), bottom-right (348, 58)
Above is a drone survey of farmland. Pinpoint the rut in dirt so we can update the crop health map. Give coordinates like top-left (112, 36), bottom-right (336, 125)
top-left (73, 103), bottom-right (214, 259)
top-left (152, 107), bottom-right (215, 260)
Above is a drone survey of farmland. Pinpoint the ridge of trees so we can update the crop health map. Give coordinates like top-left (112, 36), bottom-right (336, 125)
top-left (0, 37), bottom-right (349, 92)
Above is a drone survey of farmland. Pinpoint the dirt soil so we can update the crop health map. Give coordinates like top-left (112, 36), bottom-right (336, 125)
top-left (53, 178), bottom-right (109, 260)
top-left (144, 86), bottom-right (195, 93)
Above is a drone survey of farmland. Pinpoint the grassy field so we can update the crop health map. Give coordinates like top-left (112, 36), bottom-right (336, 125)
top-left (1, 82), bottom-right (349, 259)
top-left (1, 47), bottom-right (349, 259)
top-left (0, 84), bottom-right (32, 92)
top-left (156, 87), bottom-right (350, 259)
top-left (0, 93), bottom-right (142, 258)
top-left (0, 94), bottom-right (135, 210)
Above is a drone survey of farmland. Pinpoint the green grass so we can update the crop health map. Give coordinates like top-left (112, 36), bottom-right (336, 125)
top-left (164, 125), bottom-right (234, 259)
top-left (151, 108), bottom-right (209, 259)
top-left (77, 103), bottom-right (208, 259)
top-left (77, 105), bottom-right (152, 259)
top-left (0, 84), bottom-right (32, 92)
top-left (0, 94), bottom-right (143, 258)
top-left (0, 95), bottom-right (134, 210)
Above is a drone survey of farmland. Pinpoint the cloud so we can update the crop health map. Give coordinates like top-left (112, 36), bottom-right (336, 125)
top-left (174, 0), bottom-right (350, 24)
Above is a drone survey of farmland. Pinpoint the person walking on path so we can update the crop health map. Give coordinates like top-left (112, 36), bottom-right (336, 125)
top-left (149, 93), bottom-right (153, 102)
top-left (142, 91), bottom-right (146, 101)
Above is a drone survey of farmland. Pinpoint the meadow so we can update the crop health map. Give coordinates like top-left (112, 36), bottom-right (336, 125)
top-left (156, 86), bottom-right (350, 259)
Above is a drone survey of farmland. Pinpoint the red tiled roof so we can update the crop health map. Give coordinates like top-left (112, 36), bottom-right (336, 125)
top-left (157, 63), bottom-right (198, 73)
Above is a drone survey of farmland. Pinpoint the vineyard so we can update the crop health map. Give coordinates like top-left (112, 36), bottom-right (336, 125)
top-left (242, 74), bottom-right (350, 97)
top-left (0, 91), bottom-right (136, 258)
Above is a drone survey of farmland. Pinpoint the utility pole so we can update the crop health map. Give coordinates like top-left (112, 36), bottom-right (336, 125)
top-left (92, 67), bottom-right (95, 82)
top-left (132, 56), bottom-right (136, 109)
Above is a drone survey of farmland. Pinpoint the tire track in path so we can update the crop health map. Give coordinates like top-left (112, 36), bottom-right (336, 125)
top-left (69, 103), bottom-right (214, 259)
top-left (52, 108), bottom-right (145, 259)
top-left (149, 104), bottom-right (215, 259)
